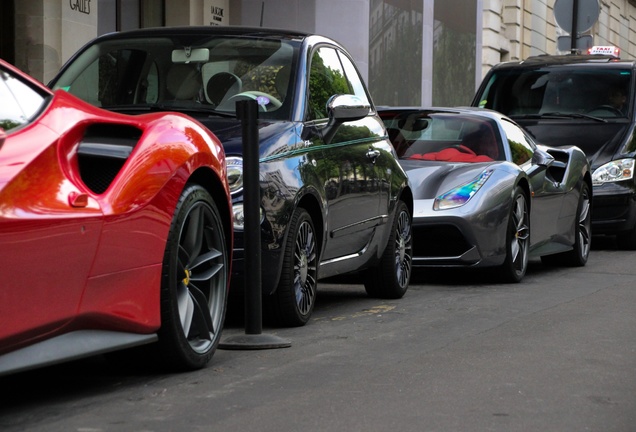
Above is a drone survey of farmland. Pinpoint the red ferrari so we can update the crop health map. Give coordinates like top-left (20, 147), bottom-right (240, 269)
top-left (0, 59), bottom-right (232, 375)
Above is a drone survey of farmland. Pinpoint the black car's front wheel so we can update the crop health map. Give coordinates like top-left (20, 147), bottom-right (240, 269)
top-left (499, 187), bottom-right (530, 283)
top-left (270, 207), bottom-right (318, 327)
top-left (157, 184), bottom-right (229, 371)
top-left (364, 200), bottom-right (413, 298)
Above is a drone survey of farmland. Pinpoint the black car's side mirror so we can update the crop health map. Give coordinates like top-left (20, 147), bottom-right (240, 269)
top-left (322, 94), bottom-right (370, 144)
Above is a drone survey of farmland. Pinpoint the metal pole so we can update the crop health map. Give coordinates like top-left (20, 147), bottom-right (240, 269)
top-left (571, 0), bottom-right (579, 53)
top-left (237, 99), bottom-right (263, 335)
top-left (218, 100), bottom-right (291, 350)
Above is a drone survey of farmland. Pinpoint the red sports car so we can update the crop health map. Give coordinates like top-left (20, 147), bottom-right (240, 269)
top-left (0, 59), bottom-right (233, 376)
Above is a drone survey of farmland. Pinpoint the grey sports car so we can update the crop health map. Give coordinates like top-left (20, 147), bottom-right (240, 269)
top-left (379, 107), bottom-right (592, 282)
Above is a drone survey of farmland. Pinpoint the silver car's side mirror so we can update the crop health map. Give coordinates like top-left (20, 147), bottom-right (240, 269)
top-left (532, 148), bottom-right (555, 167)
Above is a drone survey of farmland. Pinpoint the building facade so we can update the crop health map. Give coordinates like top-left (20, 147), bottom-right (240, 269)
top-left (2, 0), bottom-right (635, 106)
top-left (482, 0), bottom-right (636, 78)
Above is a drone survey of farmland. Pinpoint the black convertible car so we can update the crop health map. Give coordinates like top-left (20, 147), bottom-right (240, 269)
top-left (50, 26), bottom-right (413, 326)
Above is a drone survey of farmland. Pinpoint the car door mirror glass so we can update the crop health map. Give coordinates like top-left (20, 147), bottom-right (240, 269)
top-left (321, 94), bottom-right (370, 144)
top-left (532, 148), bottom-right (555, 167)
top-left (327, 94), bottom-right (369, 122)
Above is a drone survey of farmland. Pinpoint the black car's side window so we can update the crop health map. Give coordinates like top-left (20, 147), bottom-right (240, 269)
top-left (308, 47), bottom-right (350, 120)
top-left (338, 52), bottom-right (371, 108)
top-left (307, 47), bottom-right (372, 121)
top-left (0, 69), bottom-right (46, 132)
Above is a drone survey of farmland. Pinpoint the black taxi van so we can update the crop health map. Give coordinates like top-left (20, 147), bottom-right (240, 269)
top-left (472, 46), bottom-right (636, 249)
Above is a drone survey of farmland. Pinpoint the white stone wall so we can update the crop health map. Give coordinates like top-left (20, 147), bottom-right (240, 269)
top-left (481, 0), bottom-right (636, 80)
top-left (15, 0), bottom-right (96, 84)
top-left (14, 0), bottom-right (636, 90)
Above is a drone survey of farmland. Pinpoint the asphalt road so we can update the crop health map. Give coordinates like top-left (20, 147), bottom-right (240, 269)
top-left (1, 237), bottom-right (635, 432)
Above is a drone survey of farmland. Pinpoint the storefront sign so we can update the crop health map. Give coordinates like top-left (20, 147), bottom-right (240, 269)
top-left (204, 0), bottom-right (229, 26)
top-left (69, 0), bottom-right (91, 15)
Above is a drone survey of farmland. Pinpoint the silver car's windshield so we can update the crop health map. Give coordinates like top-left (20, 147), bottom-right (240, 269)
top-left (51, 35), bottom-right (299, 120)
top-left (384, 111), bottom-right (505, 162)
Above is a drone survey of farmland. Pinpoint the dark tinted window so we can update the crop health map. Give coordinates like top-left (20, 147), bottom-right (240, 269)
top-left (476, 66), bottom-right (632, 118)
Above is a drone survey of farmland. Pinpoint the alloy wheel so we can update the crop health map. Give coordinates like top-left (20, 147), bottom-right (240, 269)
top-left (394, 209), bottom-right (413, 288)
top-left (293, 220), bottom-right (317, 316)
top-left (510, 194), bottom-right (529, 275)
top-left (176, 200), bottom-right (227, 354)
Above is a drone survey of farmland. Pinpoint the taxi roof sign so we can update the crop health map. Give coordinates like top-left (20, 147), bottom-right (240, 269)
top-left (588, 45), bottom-right (621, 58)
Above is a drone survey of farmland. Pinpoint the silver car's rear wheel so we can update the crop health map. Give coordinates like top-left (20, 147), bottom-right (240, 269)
top-left (542, 182), bottom-right (591, 266)
top-left (575, 184), bottom-right (592, 262)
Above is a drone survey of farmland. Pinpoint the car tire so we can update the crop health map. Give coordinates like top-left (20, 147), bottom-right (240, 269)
top-left (364, 200), bottom-right (413, 299)
top-left (156, 184), bottom-right (229, 371)
top-left (269, 207), bottom-right (318, 327)
top-left (541, 182), bottom-right (592, 266)
top-left (499, 187), bottom-right (529, 283)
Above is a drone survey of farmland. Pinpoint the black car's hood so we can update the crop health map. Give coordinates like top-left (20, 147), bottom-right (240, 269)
top-left (513, 118), bottom-right (632, 169)
top-left (195, 116), bottom-right (299, 157)
top-left (400, 159), bottom-right (497, 200)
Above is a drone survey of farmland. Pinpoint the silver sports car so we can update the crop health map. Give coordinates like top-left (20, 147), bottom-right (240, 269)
top-left (379, 107), bottom-right (592, 282)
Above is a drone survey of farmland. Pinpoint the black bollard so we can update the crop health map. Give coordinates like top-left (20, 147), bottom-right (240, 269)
top-left (239, 99), bottom-right (263, 335)
top-left (218, 99), bottom-right (291, 350)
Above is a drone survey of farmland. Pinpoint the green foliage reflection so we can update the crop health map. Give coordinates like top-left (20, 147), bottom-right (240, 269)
top-left (308, 52), bottom-right (350, 120)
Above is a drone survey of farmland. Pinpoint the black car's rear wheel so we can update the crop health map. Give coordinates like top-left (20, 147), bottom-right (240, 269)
top-left (542, 182), bottom-right (591, 266)
top-left (157, 184), bottom-right (229, 370)
top-left (270, 207), bottom-right (318, 327)
top-left (364, 200), bottom-right (412, 298)
top-left (499, 188), bottom-right (529, 283)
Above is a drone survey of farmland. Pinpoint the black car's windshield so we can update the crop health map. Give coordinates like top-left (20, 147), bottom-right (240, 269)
top-left (51, 35), bottom-right (300, 120)
top-left (475, 66), bottom-right (633, 119)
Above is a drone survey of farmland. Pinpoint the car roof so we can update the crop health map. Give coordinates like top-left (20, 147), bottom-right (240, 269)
top-left (92, 26), bottom-right (313, 42)
top-left (491, 54), bottom-right (636, 70)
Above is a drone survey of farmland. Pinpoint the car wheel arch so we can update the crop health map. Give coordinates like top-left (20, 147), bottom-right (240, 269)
top-left (515, 177), bottom-right (532, 214)
top-left (295, 191), bottom-right (325, 259)
top-left (583, 173), bottom-right (593, 200)
top-left (397, 186), bottom-right (414, 217)
top-left (187, 167), bottom-right (233, 254)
